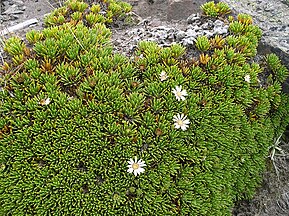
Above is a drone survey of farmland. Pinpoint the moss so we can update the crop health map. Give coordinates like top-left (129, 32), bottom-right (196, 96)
top-left (0, 0), bottom-right (289, 215)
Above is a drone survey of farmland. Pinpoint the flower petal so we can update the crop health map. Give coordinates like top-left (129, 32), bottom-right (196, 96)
top-left (139, 162), bottom-right (146, 167)
top-left (173, 114), bottom-right (178, 121)
top-left (128, 159), bottom-right (134, 164)
top-left (181, 125), bottom-right (188, 131)
top-left (183, 119), bottom-right (190, 124)
top-left (127, 168), bottom-right (134, 173)
top-left (174, 123), bottom-right (181, 129)
top-left (182, 90), bottom-right (188, 96)
top-left (138, 167), bottom-right (145, 173)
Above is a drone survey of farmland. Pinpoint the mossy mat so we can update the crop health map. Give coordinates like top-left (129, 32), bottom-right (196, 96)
top-left (1, 1), bottom-right (289, 215)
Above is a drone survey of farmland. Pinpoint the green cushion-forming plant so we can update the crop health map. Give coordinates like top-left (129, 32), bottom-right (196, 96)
top-left (1, 0), bottom-right (289, 215)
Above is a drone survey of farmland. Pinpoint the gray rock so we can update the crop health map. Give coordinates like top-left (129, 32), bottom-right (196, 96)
top-left (203, 30), bottom-right (214, 37)
top-left (186, 28), bottom-right (199, 38)
top-left (12, 0), bottom-right (24, 6)
top-left (214, 20), bottom-right (225, 27)
top-left (213, 27), bottom-right (228, 35)
top-left (176, 30), bottom-right (186, 40)
top-left (187, 13), bottom-right (201, 24)
top-left (222, 0), bottom-right (289, 92)
top-left (182, 37), bottom-right (195, 46)
top-left (3, 4), bottom-right (25, 15)
top-left (213, 25), bottom-right (229, 35)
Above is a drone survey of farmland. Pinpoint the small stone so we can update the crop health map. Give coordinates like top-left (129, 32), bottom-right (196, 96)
top-left (213, 25), bottom-right (229, 35)
top-left (12, 0), bottom-right (24, 6)
top-left (187, 13), bottom-right (200, 24)
top-left (182, 38), bottom-right (195, 46)
top-left (214, 20), bottom-right (224, 27)
top-left (270, 26), bottom-right (278, 31)
top-left (3, 4), bottom-right (24, 15)
top-left (264, 5), bottom-right (273, 12)
top-left (186, 29), bottom-right (198, 38)
top-left (203, 30), bottom-right (214, 37)
top-left (201, 22), bottom-right (209, 29)
top-left (114, 40), bottom-right (121, 46)
top-left (176, 30), bottom-right (186, 40)
top-left (194, 26), bottom-right (202, 32)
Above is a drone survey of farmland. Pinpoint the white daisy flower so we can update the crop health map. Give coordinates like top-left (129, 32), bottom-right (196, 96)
top-left (244, 74), bottom-right (250, 83)
top-left (173, 113), bottom-right (190, 131)
top-left (127, 156), bottom-right (146, 176)
top-left (172, 85), bottom-right (188, 101)
top-left (39, 98), bottom-right (51, 106)
top-left (159, 71), bottom-right (168, 81)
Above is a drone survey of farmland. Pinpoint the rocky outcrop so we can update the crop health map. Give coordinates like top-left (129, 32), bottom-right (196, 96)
top-left (221, 1), bottom-right (288, 61)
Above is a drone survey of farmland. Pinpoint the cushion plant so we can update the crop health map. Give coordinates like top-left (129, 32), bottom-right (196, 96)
top-left (1, 0), bottom-right (289, 215)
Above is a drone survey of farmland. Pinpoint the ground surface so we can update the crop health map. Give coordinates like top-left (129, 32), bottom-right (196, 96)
top-left (1, 0), bottom-right (289, 215)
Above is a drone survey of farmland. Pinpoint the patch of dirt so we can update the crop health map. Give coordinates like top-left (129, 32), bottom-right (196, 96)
top-left (126, 0), bottom-right (168, 21)
top-left (0, 0), bottom-right (57, 31)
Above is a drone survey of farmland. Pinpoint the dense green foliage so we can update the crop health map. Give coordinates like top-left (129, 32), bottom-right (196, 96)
top-left (1, 0), bottom-right (289, 215)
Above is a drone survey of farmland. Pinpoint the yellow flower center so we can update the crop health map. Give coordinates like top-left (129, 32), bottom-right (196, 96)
top-left (132, 163), bottom-right (139, 170)
top-left (177, 120), bottom-right (184, 126)
top-left (176, 91), bottom-right (182, 97)
top-left (39, 99), bottom-right (46, 105)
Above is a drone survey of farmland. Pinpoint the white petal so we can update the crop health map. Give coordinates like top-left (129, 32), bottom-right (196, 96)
top-left (173, 115), bottom-right (178, 121)
top-left (183, 119), bottom-right (190, 124)
top-left (177, 113), bottom-right (182, 119)
top-left (175, 96), bottom-right (181, 101)
top-left (180, 96), bottom-right (186, 101)
top-left (127, 168), bottom-right (134, 173)
top-left (139, 163), bottom-right (146, 167)
top-left (128, 159), bottom-right (134, 164)
top-left (134, 156), bottom-right (138, 163)
top-left (161, 72), bottom-right (167, 79)
top-left (174, 123), bottom-right (181, 129)
top-left (180, 113), bottom-right (184, 119)
top-left (181, 125), bottom-right (188, 131)
top-left (182, 90), bottom-right (188, 96)
top-left (138, 167), bottom-right (145, 173)
top-left (176, 86), bottom-right (181, 91)
top-left (133, 170), bottom-right (138, 176)
top-left (45, 98), bottom-right (51, 105)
